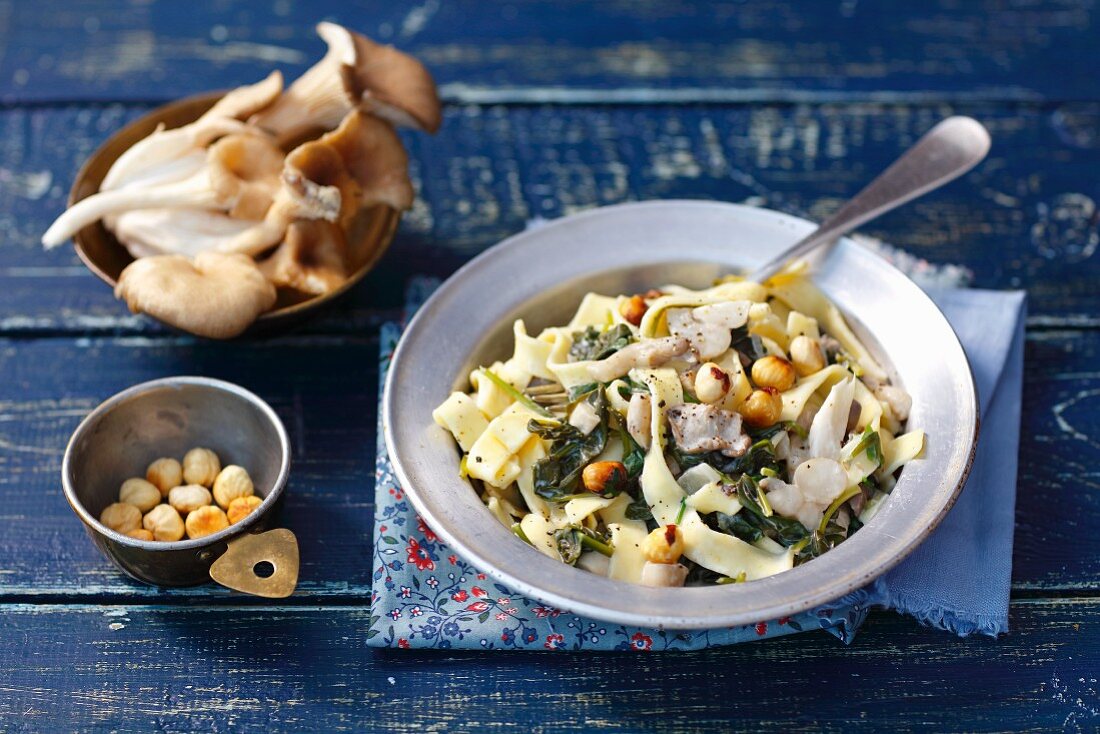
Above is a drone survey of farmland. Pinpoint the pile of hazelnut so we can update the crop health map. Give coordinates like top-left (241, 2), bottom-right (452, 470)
top-left (98, 447), bottom-right (261, 542)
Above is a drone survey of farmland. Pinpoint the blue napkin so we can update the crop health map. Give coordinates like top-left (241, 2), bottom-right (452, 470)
top-left (368, 278), bottom-right (1026, 650)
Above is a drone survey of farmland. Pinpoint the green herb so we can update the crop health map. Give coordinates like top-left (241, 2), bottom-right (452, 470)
top-left (481, 368), bottom-right (557, 421)
top-left (580, 532), bottom-right (614, 557)
top-left (715, 571), bottom-right (748, 585)
top-left (675, 498), bottom-right (687, 524)
top-left (849, 425), bottom-right (883, 465)
top-left (818, 485), bottom-right (861, 534)
top-left (567, 382), bottom-right (600, 402)
top-left (511, 522), bottom-right (532, 545)
top-left (569, 324), bottom-right (634, 362)
top-left (529, 392), bottom-right (609, 501)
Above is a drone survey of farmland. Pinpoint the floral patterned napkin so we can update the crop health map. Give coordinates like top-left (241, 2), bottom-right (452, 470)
top-left (368, 263), bottom-right (1025, 650)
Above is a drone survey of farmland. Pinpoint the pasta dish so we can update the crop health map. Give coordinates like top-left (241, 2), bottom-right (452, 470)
top-left (433, 269), bottom-right (924, 587)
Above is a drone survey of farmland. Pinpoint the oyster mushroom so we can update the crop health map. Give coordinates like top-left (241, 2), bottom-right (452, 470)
top-left (258, 219), bottom-right (349, 296)
top-left (42, 133), bottom-right (285, 247)
top-left (102, 71), bottom-right (283, 191)
top-left (666, 301), bottom-right (751, 361)
top-left (222, 110), bottom-right (413, 255)
top-left (110, 208), bottom-right (258, 259)
top-left (251, 22), bottom-right (441, 144)
top-left (587, 336), bottom-right (689, 382)
top-left (114, 252), bottom-right (277, 338)
top-left (666, 403), bottom-right (752, 457)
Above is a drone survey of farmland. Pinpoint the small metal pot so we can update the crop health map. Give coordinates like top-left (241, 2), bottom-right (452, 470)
top-left (63, 376), bottom-right (299, 597)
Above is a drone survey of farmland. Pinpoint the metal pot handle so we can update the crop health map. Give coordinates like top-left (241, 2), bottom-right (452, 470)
top-left (209, 528), bottom-right (299, 598)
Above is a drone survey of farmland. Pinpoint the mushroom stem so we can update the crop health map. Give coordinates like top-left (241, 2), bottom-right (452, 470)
top-left (43, 134), bottom-right (284, 248)
top-left (101, 71), bottom-right (282, 191)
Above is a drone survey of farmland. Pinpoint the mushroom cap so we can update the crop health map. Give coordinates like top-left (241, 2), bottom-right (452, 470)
top-left (316, 109), bottom-right (414, 212)
top-left (249, 23), bottom-right (440, 143)
top-left (206, 133), bottom-right (285, 220)
top-left (259, 219), bottom-right (349, 296)
top-left (203, 70), bottom-right (284, 122)
top-left (328, 22), bottom-right (442, 134)
top-left (114, 252), bottom-right (277, 338)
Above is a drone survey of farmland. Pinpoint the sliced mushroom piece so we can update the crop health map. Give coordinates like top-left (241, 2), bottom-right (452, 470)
top-left (101, 71), bottom-right (283, 191)
top-left (587, 336), bottom-right (689, 383)
top-left (258, 220), bottom-right (349, 296)
top-left (43, 133), bottom-right (285, 247)
top-left (626, 393), bottom-right (652, 449)
top-left (640, 561), bottom-right (690, 587)
top-left (114, 252), bottom-right (277, 339)
top-left (221, 110), bottom-right (413, 256)
top-left (667, 301), bottom-right (751, 361)
top-left (666, 403), bottom-right (752, 458)
top-left (251, 22), bottom-right (441, 144)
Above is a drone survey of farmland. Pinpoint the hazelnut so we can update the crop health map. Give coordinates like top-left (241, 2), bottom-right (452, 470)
top-left (142, 504), bottom-right (185, 542)
top-left (581, 461), bottom-right (628, 494)
top-left (694, 362), bottom-right (731, 404)
top-left (751, 355), bottom-right (796, 392)
top-left (126, 528), bottom-right (155, 541)
top-left (118, 478), bottom-right (161, 513)
top-left (739, 387), bottom-right (783, 428)
top-left (227, 495), bottom-right (263, 524)
top-left (99, 502), bottom-right (142, 533)
top-left (790, 335), bottom-right (826, 376)
top-left (168, 484), bottom-right (213, 515)
top-left (146, 457), bottom-right (183, 497)
top-left (642, 524), bottom-right (685, 564)
top-left (212, 465), bottom-right (255, 509)
top-left (183, 447), bottom-right (221, 487)
top-left (619, 295), bottom-right (648, 326)
top-left (185, 505), bottom-right (229, 539)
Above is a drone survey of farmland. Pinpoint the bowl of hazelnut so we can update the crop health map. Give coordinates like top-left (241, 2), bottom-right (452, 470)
top-left (62, 376), bottom-right (298, 597)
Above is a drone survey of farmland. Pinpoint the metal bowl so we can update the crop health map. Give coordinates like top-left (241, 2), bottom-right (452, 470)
top-left (384, 200), bottom-right (978, 629)
top-left (68, 92), bottom-right (402, 337)
top-left (63, 376), bottom-right (299, 597)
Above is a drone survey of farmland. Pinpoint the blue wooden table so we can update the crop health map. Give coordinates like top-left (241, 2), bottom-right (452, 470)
top-left (2, 1), bottom-right (1099, 730)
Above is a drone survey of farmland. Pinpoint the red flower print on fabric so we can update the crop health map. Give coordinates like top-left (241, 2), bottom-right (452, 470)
top-left (405, 538), bottom-right (435, 571)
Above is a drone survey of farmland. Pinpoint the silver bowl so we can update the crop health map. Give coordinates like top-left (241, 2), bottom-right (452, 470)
top-left (63, 376), bottom-right (299, 597)
top-left (384, 201), bottom-right (978, 629)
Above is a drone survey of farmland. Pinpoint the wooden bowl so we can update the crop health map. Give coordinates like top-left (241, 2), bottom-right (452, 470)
top-left (69, 92), bottom-right (402, 336)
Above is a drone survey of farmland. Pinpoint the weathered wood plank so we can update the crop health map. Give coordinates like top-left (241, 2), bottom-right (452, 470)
top-left (0, 327), bottom-right (1095, 598)
top-left (2, 102), bottom-right (1099, 333)
top-left (0, 598), bottom-right (1097, 732)
top-left (1, 0), bottom-right (1098, 104)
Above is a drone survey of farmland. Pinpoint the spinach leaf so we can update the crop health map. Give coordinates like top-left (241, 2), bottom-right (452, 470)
top-left (730, 326), bottom-right (765, 362)
top-left (553, 526), bottom-right (614, 565)
top-left (625, 495), bottom-right (654, 522)
top-left (734, 475), bottom-right (811, 547)
top-left (569, 324), bottom-right (634, 362)
top-left (618, 423), bottom-right (646, 479)
top-left (716, 511), bottom-right (763, 543)
top-left (615, 376), bottom-right (650, 400)
top-left (669, 437), bottom-right (781, 479)
top-left (567, 382), bottom-right (600, 402)
top-left (529, 392), bottom-right (609, 501)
